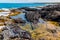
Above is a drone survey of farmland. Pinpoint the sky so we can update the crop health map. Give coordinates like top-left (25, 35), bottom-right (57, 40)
top-left (0, 0), bottom-right (60, 3)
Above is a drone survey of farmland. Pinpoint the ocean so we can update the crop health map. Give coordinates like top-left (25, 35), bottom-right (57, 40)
top-left (0, 3), bottom-right (47, 8)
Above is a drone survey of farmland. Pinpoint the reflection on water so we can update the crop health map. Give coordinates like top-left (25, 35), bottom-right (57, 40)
top-left (10, 13), bottom-right (26, 20)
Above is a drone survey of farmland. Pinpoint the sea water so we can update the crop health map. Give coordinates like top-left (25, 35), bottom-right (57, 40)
top-left (0, 3), bottom-right (47, 8)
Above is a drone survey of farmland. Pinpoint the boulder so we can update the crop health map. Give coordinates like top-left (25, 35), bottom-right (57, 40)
top-left (25, 11), bottom-right (40, 24)
top-left (39, 4), bottom-right (60, 23)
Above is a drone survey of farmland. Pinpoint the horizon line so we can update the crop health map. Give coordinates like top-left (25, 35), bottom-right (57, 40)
top-left (0, 2), bottom-right (60, 3)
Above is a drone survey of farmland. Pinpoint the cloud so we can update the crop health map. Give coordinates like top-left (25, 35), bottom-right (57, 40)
top-left (0, 0), bottom-right (60, 3)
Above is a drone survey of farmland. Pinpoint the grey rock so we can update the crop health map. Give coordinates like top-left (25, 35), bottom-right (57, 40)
top-left (25, 11), bottom-right (40, 24)
top-left (1, 23), bottom-right (31, 40)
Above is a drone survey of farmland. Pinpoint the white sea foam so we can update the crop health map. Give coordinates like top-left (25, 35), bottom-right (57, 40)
top-left (1, 8), bottom-right (10, 11)
top-left (0, 8), bottom-right (11, 16)
top-left (0, 12), bottom-right (10, 16)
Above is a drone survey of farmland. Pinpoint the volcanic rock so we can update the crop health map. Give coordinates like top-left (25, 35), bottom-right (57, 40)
top-left (14, 18), bottom-right (26, 25)
top-left (18, 7), bottom-right (39, 11)
top-left (39, 4), bottom-right (60, 23)
top-left (25, 11), bottom-right (40, 24)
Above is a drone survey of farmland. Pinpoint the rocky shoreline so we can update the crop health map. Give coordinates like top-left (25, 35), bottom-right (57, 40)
top-left (0, 4), bottom-right (60, 40)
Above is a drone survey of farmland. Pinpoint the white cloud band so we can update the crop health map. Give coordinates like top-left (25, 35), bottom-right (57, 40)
top-left (0, 0), bottom-right (60, 3)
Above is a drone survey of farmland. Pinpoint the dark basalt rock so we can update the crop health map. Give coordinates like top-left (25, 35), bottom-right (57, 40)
top-left (14, 18), bottom-right (26, 25)
top-left (39, 4), bottom-right (60, 23)
top-left (18, 7), bottom-right (40, 11)
top-left (41, 4), bottom-right (60, 11)
top-left (25, 11), bottom-right (40, 24)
